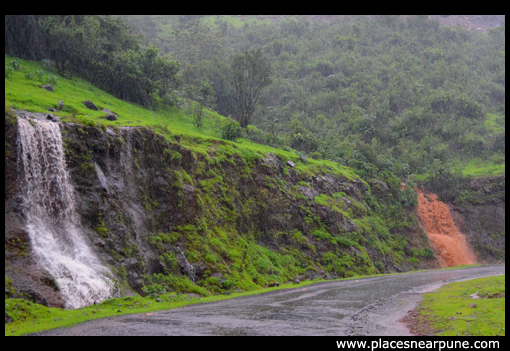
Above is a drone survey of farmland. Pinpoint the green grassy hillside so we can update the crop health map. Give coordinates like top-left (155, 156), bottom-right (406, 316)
top-left (5, 55), bottom-right (357, 180)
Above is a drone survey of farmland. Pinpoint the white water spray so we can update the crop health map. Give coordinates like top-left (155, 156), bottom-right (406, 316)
top-left (17, 118), bottom-right (113, 309)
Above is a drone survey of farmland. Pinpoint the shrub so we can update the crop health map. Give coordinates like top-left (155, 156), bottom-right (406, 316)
top-left (35, 70), bottom-right (45, 80)
top-left (219, 119), bottom-right (243, 142)
top-left (25, 72), bottom-right (35, 80)
top-left (40, 59), bottom-right (56, 71)
top-left (374, 261), bottom-right (385, 272)
top-left (46, 75), bottom-right (58, 86)
top-left (415, 247), bottom-right (435, 259)
top-left (142, 282), bottom-right (166, 295)
top-left (309, 151), bottom-right (322, 159)
top-left (9, 59), bottom-right (21, 70)
top-left (244, 125), bottom-right (286, 149)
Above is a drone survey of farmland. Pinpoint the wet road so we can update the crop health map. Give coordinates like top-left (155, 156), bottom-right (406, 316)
top-left (33, 265), bottom-right (504, 336)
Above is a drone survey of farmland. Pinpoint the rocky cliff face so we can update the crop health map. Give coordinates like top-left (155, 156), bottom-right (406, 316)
top-left (7, 112), bottom-right (502, 308)
top-left (450, 175), bottom-right (505, 263)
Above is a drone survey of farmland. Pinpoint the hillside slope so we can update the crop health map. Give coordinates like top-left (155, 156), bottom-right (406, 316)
top-left (5, 57), bottom-right (428, 307)
top-left (4, 54), bottom-right (504, 313)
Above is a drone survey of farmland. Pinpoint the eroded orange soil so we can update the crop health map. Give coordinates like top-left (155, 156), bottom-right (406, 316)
top-left (415, 189), bottom-right (476, 267)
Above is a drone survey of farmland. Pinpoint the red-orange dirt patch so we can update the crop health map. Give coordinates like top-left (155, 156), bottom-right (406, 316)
top-left (415, 190), bottom-right (476, 267)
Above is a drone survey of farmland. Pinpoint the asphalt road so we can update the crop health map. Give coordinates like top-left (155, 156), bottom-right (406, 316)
top-left (32, 265), bottom-right (504, 336)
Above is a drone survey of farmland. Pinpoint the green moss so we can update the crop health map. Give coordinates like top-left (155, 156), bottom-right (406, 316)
top-left (313, 194), bottom-right (349, 216)
top-left (5, 276), bottom-right (15, 297)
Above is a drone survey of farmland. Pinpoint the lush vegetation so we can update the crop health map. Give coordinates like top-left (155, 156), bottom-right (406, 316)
top-left (414, 275), bottom-right (505, 336)
top-left (121, 15), bottom-right (504, 181)
top-left (4, 55), bottom-right (357, 179)
top-left (6, 15), bottom-right (505, 184)
top-left (4, 15), bottom-right (505, 335)
top-left (5, 15), bottom-right (179, 108)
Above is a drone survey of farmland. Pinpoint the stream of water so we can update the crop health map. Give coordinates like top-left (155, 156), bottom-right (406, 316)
top-left (17, 118), bottom-right (114, 309)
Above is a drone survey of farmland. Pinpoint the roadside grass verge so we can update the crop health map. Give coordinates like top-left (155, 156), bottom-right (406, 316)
top-left (413, 275), bottom-right (505, 336)
top-left (5, 264), bottom-right (486, 336)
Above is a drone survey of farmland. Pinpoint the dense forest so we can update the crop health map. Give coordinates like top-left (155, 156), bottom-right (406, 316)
top-left (123, 15), bottom-right (505, 182)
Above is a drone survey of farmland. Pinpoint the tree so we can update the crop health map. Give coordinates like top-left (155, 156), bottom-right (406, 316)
top-left (184, 80), bottom-right (215, 128)
top-left (230, 49), bottom-right (272, 128)
top-left (106, 44), bottom-right (180, 108)
top-left (5, 15), bottom-right (47, 60)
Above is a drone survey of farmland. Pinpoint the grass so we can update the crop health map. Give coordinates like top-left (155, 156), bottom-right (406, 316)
top-left (5, 264), bottom-right (486, 336)
top-left (416, 275), bottom-right (505, 336)
top-left (458, 157), bottom-right (505, 177)
top-left (414, 156), bottom-right (505, 181)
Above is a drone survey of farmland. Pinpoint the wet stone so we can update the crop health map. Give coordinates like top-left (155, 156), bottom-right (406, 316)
top-left (82, 100), bottom-right (98, 110)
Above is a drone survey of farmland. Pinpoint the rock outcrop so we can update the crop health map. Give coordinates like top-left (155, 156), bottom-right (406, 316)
top-left (449, 175), bottom-right (505, 263)
top-left (7, 112), bottom-right (501, 308)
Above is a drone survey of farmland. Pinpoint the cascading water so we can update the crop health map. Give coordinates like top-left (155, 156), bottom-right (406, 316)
top-left (415, 189), bottom-right (476, 267)
top-left (17, 118), bottom-right (114, 309)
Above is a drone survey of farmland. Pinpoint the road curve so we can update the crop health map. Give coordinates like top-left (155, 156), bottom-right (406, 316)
top-left (31, 265), bottom-right (504, 336)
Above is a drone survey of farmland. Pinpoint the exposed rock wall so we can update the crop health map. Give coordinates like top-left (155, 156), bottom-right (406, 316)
top-left (4, 115), bottom-right (461, 307)
top-left (450, 175), bottom-right (505, 263)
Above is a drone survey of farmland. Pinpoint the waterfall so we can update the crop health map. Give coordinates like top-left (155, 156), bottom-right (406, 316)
top-left (415, 189), bottom-right (476, 267)
top-left (17, 118), bottom-right (113, 309)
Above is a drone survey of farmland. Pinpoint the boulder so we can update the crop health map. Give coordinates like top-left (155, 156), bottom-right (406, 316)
top-left (104, 114), bottom-right (118, 121)
top-left (287, 160), bottom-right (295, 167)
top-left (101, 108), bottom-right (118, 121)
top-left (298, 185), bottom-right (319, 201)
top-left (82, 100), bottom-right (98, 111)
top-left (46, 114), bottom-right (59, 122)
top-left (299, 155), bottom-right (307, 164)
top-left (94, 238), bottom-right (106, 247)
top-left (262, 152), bottom-right (282, 168)
top-left (40, 84), bottom-right (54, 92)
top-left (293, 275), bottom-right (306, 284)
